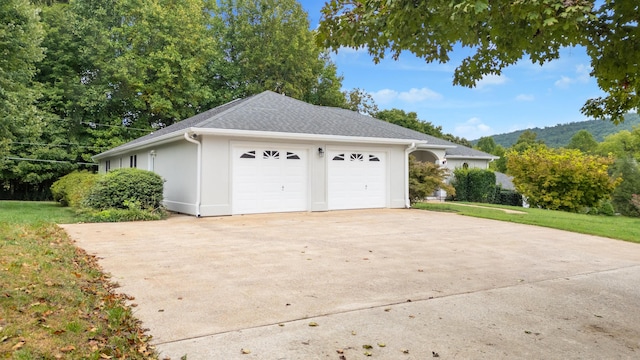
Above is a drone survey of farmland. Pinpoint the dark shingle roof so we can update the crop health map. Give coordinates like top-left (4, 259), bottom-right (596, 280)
top-left (98, 91), bottom-right (495, 159)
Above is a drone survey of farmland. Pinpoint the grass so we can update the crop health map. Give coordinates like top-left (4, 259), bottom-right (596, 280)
top-left (0, 201), bottom-right (158, 359)
top-left (414, 201), bottom-right (640, 243)
top-left (0, 201), bottom-right (79, 224)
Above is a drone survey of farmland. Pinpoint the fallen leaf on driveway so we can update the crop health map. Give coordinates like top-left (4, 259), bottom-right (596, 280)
top-left (308, 322), bottom-right (318, 327)
top-left (241, 348), bottom-right (251, 354)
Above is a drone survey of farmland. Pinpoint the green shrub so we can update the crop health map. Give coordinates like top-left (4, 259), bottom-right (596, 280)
top-left (77, 199), bottom-right (167, 222)
top-left (51, 171), bottom-right (99, 207)
top-left (493, 187), bottom-right (523, 206)
top-left (408, 155), bottom-right (454, 203)
top-left (84, 168), bottom-right (164, 210)
top-left (597, 200), bottom-right (615, 216)
top-left (451, 168), bottom-right (497, 203)
top-left (610, 157), bottom-right (640, 217)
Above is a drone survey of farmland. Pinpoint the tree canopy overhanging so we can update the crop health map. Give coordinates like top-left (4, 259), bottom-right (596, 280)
top-left (316, 0), bottom-right (639, 123)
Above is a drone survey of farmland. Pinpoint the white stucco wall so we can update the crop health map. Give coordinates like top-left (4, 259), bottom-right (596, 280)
top-left (445, 158), bottom-right (491, 171)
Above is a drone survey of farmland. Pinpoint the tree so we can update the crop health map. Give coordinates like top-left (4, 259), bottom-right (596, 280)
top-left (609, 157), bottom-right (640, 217)
top-left (596, 128), bottom-right (640, 161)
top-left (475, 136), bottom-right (498, 154)
top-left (511, 130), bottom-right (546, 153)
top-left (567, 130), bottom-right (598, 153)
top-left (377, 109), bottom-right (444, 136)
top-left (507, 147), bottom-right (619, 212)
top-left (408, 155), bottom-right (453, 203)
top-left (344, 88), bottom-right (379, 116)
top-left (317, 1), bottom-right (640, 123)
top-left (476, 137), bottom-right (507, 172)
top-left (213, 0), bottom-right (343, 104)
top-left (0, 0), bottom-right (44, 169)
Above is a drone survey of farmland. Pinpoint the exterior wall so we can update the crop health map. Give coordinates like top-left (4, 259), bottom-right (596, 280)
top-left (445, 158), bottom-right (491, 171)
top-left (99, 141), bottom-right (197, 214)
top-left (196, 136), bottom-right (409, 216)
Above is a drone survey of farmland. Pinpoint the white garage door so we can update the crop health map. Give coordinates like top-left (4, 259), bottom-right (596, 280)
top-left (328, 150), bottom-right (386, 210)
top-left (232, 146), bottom-right (308, 215)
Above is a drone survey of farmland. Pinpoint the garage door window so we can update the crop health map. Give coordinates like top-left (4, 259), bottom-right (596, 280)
top-left (286, 152), bottom-right (300, 160)
top-left (350, 153), bottom-right (364, 161)
top-left (332, 154), bottom-right (345, 161)
top-left (369, 155), bottom-right (380, 162)
top-left (240, 151), bottom-right (256, 159)
top-left (263, 150), bottom-right (279, 159)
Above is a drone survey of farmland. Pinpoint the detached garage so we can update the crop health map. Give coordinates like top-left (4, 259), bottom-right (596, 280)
top-left (93, 91), bottom-right (493, 216)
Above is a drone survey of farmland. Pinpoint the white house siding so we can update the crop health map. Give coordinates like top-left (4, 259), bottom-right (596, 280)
top-left (152, 141), bottom-right (198, 215)
top-left (445, 158), bottom-right (491, 171)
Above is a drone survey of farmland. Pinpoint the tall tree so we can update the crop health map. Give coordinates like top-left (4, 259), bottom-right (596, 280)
top-left (0, 0), bottom-right (44, 170)
top-left (596, 128), bottom-right (640, 161)
top-left (213, 0), bottom-right (343, 104)
top-left (317, 1), bottom-right (640, 123)
top-left (567, 130), bottom-right (598, 153)
top-left (344, 88), bottom-right (379, 116)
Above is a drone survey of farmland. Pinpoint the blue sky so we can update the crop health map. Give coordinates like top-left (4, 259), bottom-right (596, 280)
top-left (299, 1), bottom-right (605, 140)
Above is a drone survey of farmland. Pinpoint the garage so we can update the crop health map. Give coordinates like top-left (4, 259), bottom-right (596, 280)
top-left (232, 146), bottom-right (308, 214)
top-left (328, 150), bottom-right (387, 210)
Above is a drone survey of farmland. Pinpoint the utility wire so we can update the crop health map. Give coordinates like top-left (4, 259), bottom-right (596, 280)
top-left (10, 141), bottom-right (109, 149)
top-left (80, 121), bottom-right (151, 132)
top-left (4, 157), bottom-right (98, 166)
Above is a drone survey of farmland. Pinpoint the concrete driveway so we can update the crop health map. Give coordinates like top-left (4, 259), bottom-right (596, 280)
top-left (61, 209), bottom-right (640, 359)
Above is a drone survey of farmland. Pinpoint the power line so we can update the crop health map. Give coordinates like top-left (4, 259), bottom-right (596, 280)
top-left (80, 121), bottom-right (151, 132)
top-left (10, 141), bottom-right (109, 149)
top-left (4, 157), bottom-right (99, 166)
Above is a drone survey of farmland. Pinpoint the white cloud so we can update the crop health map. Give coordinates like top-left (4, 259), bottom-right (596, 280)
top-left (555, 64), bottom-right (592, 88)
top-left (515, 94), bottom-right (535, 102)
top-left (370, 87), bottom-right (442, 105)
top-left (476, 74), bottom-right (508, 89)
top-left (454, 117), bottom-right (493, 138)
top-left (370, 89), bottom-right (399, 105)
top-left (397, 88), bottom-right (443, 102)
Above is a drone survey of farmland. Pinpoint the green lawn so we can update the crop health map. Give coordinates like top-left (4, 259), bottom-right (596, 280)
top-left (0, 201), bottom-right (79, 224)
top-left (0, 201), bottom-right (157, 359)
top-left (414, 201), bottom-right (640, 243)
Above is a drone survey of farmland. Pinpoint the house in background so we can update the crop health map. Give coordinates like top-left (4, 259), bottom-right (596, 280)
top-left (93, 91), bottom-right (496, 216)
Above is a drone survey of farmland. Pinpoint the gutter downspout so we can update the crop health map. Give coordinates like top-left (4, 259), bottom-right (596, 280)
top-left (404, 142), bottom-right (417, 208)
top-left (184, 132), bottom-right (202, 217)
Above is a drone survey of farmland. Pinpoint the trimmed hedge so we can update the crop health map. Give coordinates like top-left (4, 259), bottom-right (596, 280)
top-left (84, 168), bottom-right (164, 210)
top-left (51, 171), bottom-right (99, 207)
top-left (493, 187), bottom-right (523, 206)
top-left (451, 168), bottom-right (497, 203)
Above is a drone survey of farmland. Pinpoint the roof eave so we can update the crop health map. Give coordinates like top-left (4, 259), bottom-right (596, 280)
top-left (445, 155), bottom-right (500, 160)
top-left (93, 127), bottom-right (429, 161)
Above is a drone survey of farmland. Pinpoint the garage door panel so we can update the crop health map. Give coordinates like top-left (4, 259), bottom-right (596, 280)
top-left (328, 151), bottom-right (386, 210)
top-left (232, 146), bottom-right (308, 215)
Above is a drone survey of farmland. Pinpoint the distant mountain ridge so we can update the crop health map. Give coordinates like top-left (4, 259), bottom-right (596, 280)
top-left (474, 113), bottom-right (640, 148)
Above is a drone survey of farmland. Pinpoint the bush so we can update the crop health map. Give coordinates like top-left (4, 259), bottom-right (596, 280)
top-left (84, 168), bottom-right (164, 210)
top-left (77, 204), bottom-right (167, 223)
top-left (51, 171), bottom-right (99, 207)
top-left (408, 155), bottom-right (454, 203)
top-left (493, 187), bottom-right (523, 206)
top-left (451, 168), bottom-right (496, 203)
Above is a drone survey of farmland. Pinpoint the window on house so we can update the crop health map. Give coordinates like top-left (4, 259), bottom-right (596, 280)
top-left (463, 162), bottom-right (469, 169)
top-left (332, 153), bottom-right (345, 161)
top-left (286, 152), bottom-right (300, 160)
top-left (350, 153), bottom-right (364, 161)
top-left (130, 155), bottom-right (137, 168)
top-left (105, 160), bottom-right (111, 172)
top-left (369, 155), bottom-right (380, 162)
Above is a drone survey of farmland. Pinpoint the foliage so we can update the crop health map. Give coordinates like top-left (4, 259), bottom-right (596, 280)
top-left (213, 0), bottom-right (343, 104)
top-left (0, 0), bottom-right (44, 166)
top-left (507, 147), bottom-right (620, 212)
top-left (317, 1), bottom-right (640, 122)
top-left (511, 130), bottom-right (546, 153)
top-left (596, 126), bottom-right (640, 161)
top-left (413, 202), bottom-right (640, 243)
top-left (0, 222), bottom-right (157, 358)
top-left (408, 155), bottom-right (454, 203)
top-left (632, 194), bottom-right (640, 213)
top-left (77, 204), bottom-right (167, 223)
top-left (609, 157), bottom-right (640, 217)
top-left (376, 108), bottom-right (472, 146)
top-left (343, 88), bottom-right (379, 116)
top-left (451, 168), bottom-right (497, 203)
top-left (493, 187), bottom-right (523, 207)
top-left (473, 113), bottom-right (640, 148)
top-left (567, 130), bottom-right (598, 153)
top-left (50, 170), bottom-right (99, 207)
top-left (84, 168), bottom-right (164, 210)
top-left (475, 137), bottom-right (507, 172)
